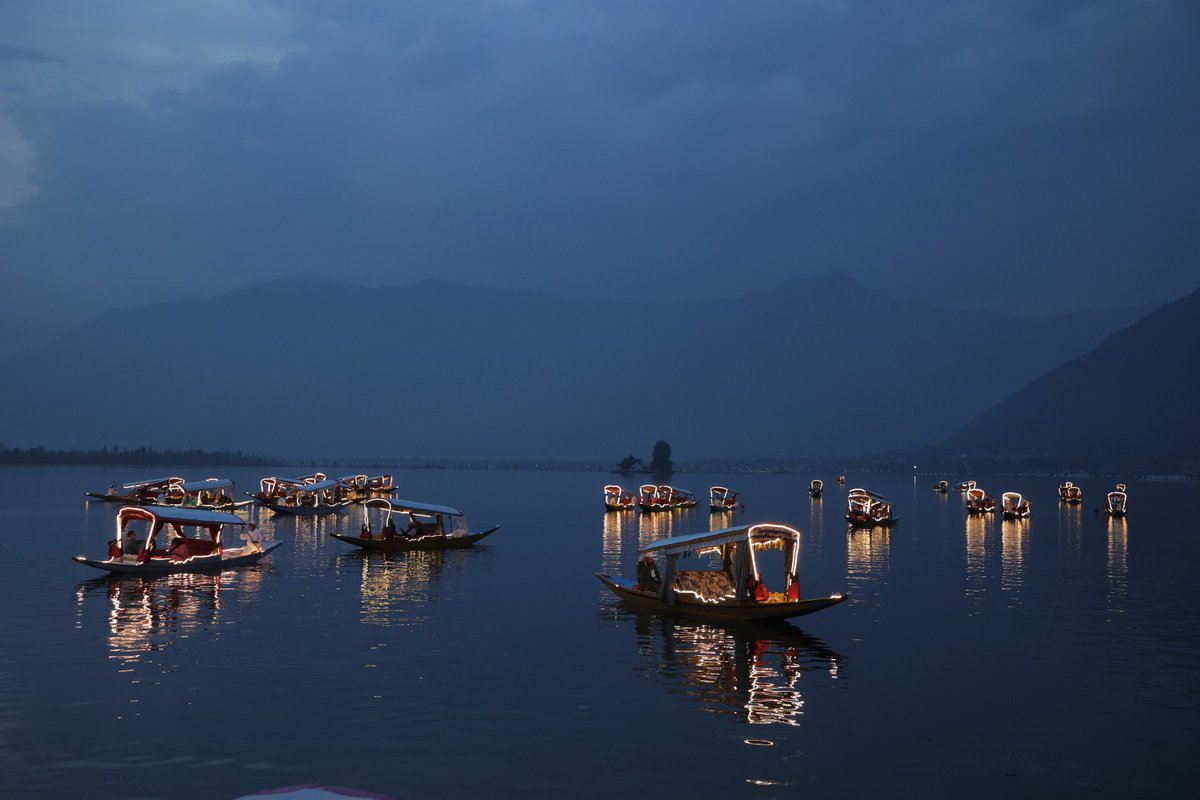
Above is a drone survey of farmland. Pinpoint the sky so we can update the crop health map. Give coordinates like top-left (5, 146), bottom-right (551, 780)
top-left (1, 0), bottom-right (1198, 356)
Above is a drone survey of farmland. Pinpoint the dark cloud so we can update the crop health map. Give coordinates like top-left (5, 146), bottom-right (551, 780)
top-left (1, 0), bottom-right (1198, 354)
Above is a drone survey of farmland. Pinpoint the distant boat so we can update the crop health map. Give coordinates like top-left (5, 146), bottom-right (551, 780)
top-left (153, 477), bottom-right (249, 510)
top-left (835, 475), bottom-right (846, 486)
top-left (595, 522), bottom-right (847, 622)
top-left (957, 480), bottom-right (976, 493)
top-left (330, 497), bottom-right (499, 552)
top-left (603, 484), bottom-right (636, 512)
top-left (1001, 492), bottom-right (1031, 519)
top-left (845, 488), bottom-right (898, 528)
top-left (84, 475), bottom-right (184, 505)
top-left (809, 479), bottom-right (823, 498)
top-left (1105, 485), bottom-right (1128, 518)
top-left (1058, 481), bottom-right (1083, 504)
top-left (934, 480), bottom-right (949, 493)
top-left (638, 484), bottom-right (697, 512)
top-left (965, 487), bottom-right (996, 514)
top-left (73, 505), bottom-right (281, 574)
top-left (336, 474), bottom-right (397, 503)
top-left (250, 473), bottom-right (328, 506)
top-left (709, 486), bottom-right (742, 513)
top-left (256, 477), bottom-right (349, 516)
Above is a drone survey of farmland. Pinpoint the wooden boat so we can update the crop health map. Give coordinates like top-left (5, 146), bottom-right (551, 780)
top-left (709, 486), bottom-right (742, 513)
top-left (965, 487), bottom-right (996, 514)
top-left (957, 480), bottom-right (977, 493)
top-left (1105, 485), bottom-right (1128, 518)
top-left (154, 477), bottom-right (249, 510)
top-left (1001, 491), bottom-right (1031, 519)
top-left (809, 479), bottom-right (823, 498)
top-left (363, 474), bottom-right (396, 497)
top-left (835, 475), bottom-right (846, 486)
top-left (845, 488), bottom-right (898, 528)
top-left (1058, 481), bottom-right (1083, 504)
top-left (638, 484), bottom-right (697, 512)
top-left (257, 477), bottom-right (349, 516)
top-left (250, 473), bottom-right (329, 506)
top-left (595, 522), bottom-right (847, 622)
top-left (84, 476), bottom-right (184, 504)
top-left (73, 505), bottom-right (281, 574)
top-left (934, 480), bottom-right (949, 494)
top-left (330, 498), bottom-right (499, 551)
top-left (604, 484), bottom-right (636, 512)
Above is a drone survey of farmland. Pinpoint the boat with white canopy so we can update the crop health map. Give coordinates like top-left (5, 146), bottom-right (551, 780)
top-left (1001, 492), bottom-right (1031, 519)
top-left (709, 486), bottom-right (742, 513)
top-left (809, 479), bottom-right (823, 498)
top-left (1105, 484), bottom-right (1128, 517)
top-left (156, 477), bottom-right (248, 509)
top-left (604, 485), bottom-right (636, 512)
top-left (1058, 481), bottom-right (1083, 504)
top-left (257, 477), bottom-right (349, 516)
top-left (638, 484), bottom-right (696, 512)
top-left (251, 473), bottom-right (329, 505)
top-left (330, 498), bottom-right (499, 551)
top-left (595, 523), bottom-right (847, 622)
top-left (934, 480), bottom-right (949, 494)
top-left (965, 487), bottom-right (996, 514)
top-left (73, 505), bottom-right (281, 574)
top-left (957, 480), bottom-right (977, 493)
top-left (85, 476), bottom-right (184, 504)
top-left (845, 488), bottom-right (898, 528)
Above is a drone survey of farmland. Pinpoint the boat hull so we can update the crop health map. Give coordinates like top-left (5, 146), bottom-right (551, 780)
top-left (605, 503), bottom-right (635, 512)
top-left (262, 502), bottom-right (349, 517)
top-left (73, 541), bottom-right (283, 574)
top-left (1002, 511), bottom-right (1030, 520)
top-left (329, 526), bottom-right (500, 551)
top-left (845, 514), bottom-right (899, 529)
top-left (596, 573), bottom-right (846, 622)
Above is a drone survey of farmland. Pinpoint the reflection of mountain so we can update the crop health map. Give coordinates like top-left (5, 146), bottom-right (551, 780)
top-left (625, 612), bottom-right (843, 727)
top-left (76, 570), bottom-right (264, 666)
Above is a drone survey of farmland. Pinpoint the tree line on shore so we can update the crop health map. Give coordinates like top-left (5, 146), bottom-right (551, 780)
top-left (0, 444), bottom-right (279, 466)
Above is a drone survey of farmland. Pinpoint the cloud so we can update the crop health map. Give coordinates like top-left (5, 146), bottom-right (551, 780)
top-left (0, 43), bottom-right (59, 63)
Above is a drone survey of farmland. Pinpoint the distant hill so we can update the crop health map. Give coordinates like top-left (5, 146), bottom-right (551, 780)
top-left (937, 289), bottom-right (1200, 470)
top-left (0, 274), bottom-right (1144, 460)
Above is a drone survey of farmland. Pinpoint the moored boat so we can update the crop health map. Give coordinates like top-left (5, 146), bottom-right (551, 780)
top-left (257, 477), bottom-right (349, 516)
top-left (835, 475), bottom-right (846, 486)
top-left (639, 484), bottom-right (697, 512)
top-left (1001, 492), bottom-right (1031, 519)
top-left (709, 486), bottom-right (742, 513)
top-left (845, 488), bottom-right (898, 528)
top-left (957, 480), bottom-right (977, 493)
top-left (85, 476), bottom-right (184, 505)
top-left (809, 479), bottom-right (823, 498)
top-left (155, 477), bottom-right (247, 509)
top-left (73, 505), bottom-right (281, 574)
top-left (595, 522), bottom-right (847, 622)
top-left (1058, 481), bottom-right (1083, 504)
top-left (934, 480), bottom-right (949, 493)
top-left (330, 498), bottom-right (499, 551)
top-left (965, 487), bottom-right (996, 514)
top-left (604, 484), bottom-right (636, 512)
top-left (1105, 485), bottom-right (1128, 517)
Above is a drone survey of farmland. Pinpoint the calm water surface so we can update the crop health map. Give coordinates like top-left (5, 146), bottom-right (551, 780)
top-left (1, 467), bottom-right (1197, 798)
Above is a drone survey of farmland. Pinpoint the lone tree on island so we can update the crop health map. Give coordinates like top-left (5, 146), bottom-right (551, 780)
top-left (649, 440), bottom-right (673, 475)
top-left (616, 454), bottom-right (642, 473)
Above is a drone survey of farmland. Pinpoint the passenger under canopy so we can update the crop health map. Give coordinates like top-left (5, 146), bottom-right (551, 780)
top-left (358, 498), bottom-right (471, 541)
top-left (111, 505), bottom-right (250, 562)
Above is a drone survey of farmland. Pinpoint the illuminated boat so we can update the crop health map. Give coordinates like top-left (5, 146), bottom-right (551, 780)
top-left (1001, 492), bottom-right (1031, 519)
top-left (957, 480), bottom-right (977, 493)
top-left (250, 473), bottom-right (329, 506)
top-left (835, 475), bottom-right (846, 486)
top-left (709, 486), bottom-right (742, 513)
top-left (595, 523), bottom-right (847, 622)
top-left (1105, 485), bottom-right (1128, 518)
top-left (363, 474), bottom-right (396, 496)
top-left (330, 498), bottom-right (499, 551)
top-left (934, 480), bottom-right (949, 493)
top-left (604, 484), bottom-right (636, 511)
top-left (155, 477), bottom-right (247, 509)
top-left (638, 484), bottom-right (697, 512)
top-left (965, 487), bottom-right (996, 514)
top-left (85, 476), bottom-right (184, 504)
top-left (73, 505), bottom-right (281, 574)
top-left (258, 477), bottom-right (349, 516)
top-left (1058, 481), bottom-right (1083, 504)
top-left (809, 479), bottom-right (823, 498)
top-left (845, 488), bottom-right (898, 528)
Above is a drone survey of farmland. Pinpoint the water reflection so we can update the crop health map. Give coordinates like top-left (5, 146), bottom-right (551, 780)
top-left (334, 550), bottom-right (467, 628)
top-left (1106, 518), bottom-right (1128, 607)
top-left (637, 508), bottom-right (693, 549)
top-left (601, 510), bottom-right (638, 575)
top-left (846, 526), bottom-right (890, 602)
top-left (1056, 502), bottom-right (1083, 571)
top-left (807, 497), bottom-right (823, 559)
top-left (964, 514), bottom-right (993, 607)
top-left (999, 519), bottom-right (1028, 604)
top-left (622, 611), bottom-right (843, 728)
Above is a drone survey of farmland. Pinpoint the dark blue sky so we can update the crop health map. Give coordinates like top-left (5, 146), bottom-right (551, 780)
top-left (1, 1), bottom-right (1198, 357)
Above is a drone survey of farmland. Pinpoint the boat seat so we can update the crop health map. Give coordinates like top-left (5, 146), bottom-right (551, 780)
top-left (673, 570), bottom-right (736, 602)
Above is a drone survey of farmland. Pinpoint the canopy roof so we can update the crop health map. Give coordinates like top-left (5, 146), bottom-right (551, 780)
top-left (122, 476), bottom-right (182, 490)
top-left (179, 478), bottom-right (234, 492)
top-left (604, 484), bottom-right (624, 492)
top-left (367, 497), bottom-right (463, 516)
top-left (291, 478), bottom-right (340, 493)
top-left (848, 488), bottom-right (889, 501)
top-left (118, 505), bottom-right (248, 526)
top-left (1002, 492), bottom-right (1024, 502)
top-left (639, 523), bottom-right (799, 557)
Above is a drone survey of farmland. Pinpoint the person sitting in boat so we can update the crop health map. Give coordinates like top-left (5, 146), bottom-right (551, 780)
top-left (401, 512), bottom-right (420, 538)
top-left (123, 531), bottom-right (141, 556)
top-left (635, 556), bottom-right (661, 592)
top-left (360, 523), bottom-right (370, 539)
top-left (383, 517), bottom-right (397, 539)
top-left (105, 484), bottom-right (118, 497)
top-left (746, 575), bottom-right (770, 603)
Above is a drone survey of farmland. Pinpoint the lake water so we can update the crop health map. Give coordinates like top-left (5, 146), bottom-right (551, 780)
top-left (1, 466), bottom-right (1197, 799)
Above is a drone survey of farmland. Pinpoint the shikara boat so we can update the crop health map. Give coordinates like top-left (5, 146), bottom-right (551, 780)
top-left (155, 477), bottom-right (248, 509)
top-left (604, 484), bottom-right (636, 512)
top-left (257, 477), bottom-right (349, 516)
top-left (1001, 492), bottom-right (1031, 519)
top-left (638, 484), bottom-right (697, 512)
top-left (250, 473), bottom-right (329, 506)
top-left (595, 522), bottom-right (847, 622)
top-left (330, 498), bottom-right (499, 551)
top-left (934, 480), bottom-right (949, 494)
top-left (709, 486), bottom-right (742, 513)
top-left (835, 475), bottom-right (846, 486)
top-left (957, 480), bottom-right (977, 493)
top-left (845, 488), bottom-right (898, 528)
top-left (85, 476), bottom-right (184, 504)
top-left (1058, 481), bottom-right (1083, 504)
top-left (73, 505), bottom-right (281, 574)
top-left (809, 479), bottom-right (823, 498)
top-left (1105, 485), bottom-right (1128, 518)
top-left (965, 487), bottom-right (996, 514)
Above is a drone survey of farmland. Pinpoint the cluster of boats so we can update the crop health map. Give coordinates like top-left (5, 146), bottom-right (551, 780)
top-left (604, 484), bottom-right (742, 513)
top-left (933, 478), bottom-right (1129, 518)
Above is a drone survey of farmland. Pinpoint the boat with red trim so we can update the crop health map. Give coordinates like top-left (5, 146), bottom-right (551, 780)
top-left (330, 498), bottom-right (499, 551)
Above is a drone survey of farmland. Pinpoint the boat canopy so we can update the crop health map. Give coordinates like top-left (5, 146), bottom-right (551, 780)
top-left (179, 478), bottom-right (234, 493)
top-left (604, 484), bottom-right (624, 493)
top-left (122, 476), bottom-right (183, 490)
top-left (966, 488), bottom-right (986, 501)
top-left (378, 498), bottom-right (464, 516)
top-left (117, 505), bottom-right (248, 527)
top-left (339, 474), bottom-right (368, 487)
top-left (640, 523), bottom-right (798, 558)
top-left (1002, 492), bottom-right (1024, 503)
top-left (848, 488), bottom-right (889, 502)
top-left (291, 478), bottom-right (340, 494)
